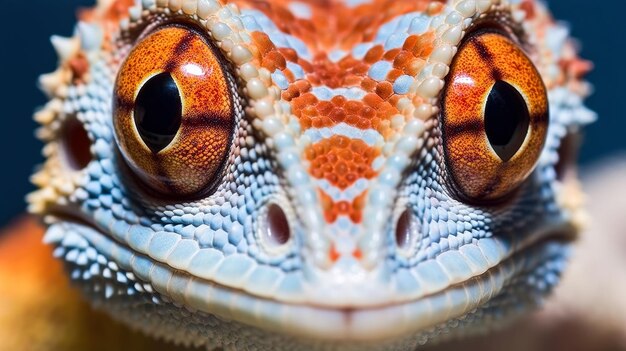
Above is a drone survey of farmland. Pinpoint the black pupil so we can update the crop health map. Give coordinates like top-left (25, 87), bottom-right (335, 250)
top-left (484, 80), bottom-right (530, 162)
top-left (134, 72), bottom-right (182, 152)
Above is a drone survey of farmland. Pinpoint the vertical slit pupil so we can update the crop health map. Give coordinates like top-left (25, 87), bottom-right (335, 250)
top-left (134, 72), bottom-right (182, 152)
top-left (484, 80), bottom-right (530, 162)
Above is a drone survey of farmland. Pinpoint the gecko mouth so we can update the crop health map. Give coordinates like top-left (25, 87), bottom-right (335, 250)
top-left (46, 211), bottom-right (575, 342)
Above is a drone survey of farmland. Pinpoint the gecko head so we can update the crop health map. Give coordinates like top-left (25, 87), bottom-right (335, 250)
top-left (29, 0), bottom-right (595, 348)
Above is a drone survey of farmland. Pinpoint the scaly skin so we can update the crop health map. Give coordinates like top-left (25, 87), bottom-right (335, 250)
top-left (28, 0), bottom-right (595, 349)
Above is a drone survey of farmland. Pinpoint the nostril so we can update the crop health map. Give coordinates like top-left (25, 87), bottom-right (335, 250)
top-left (265, 203), bottom-right (291, 247)
top-left (60, 116), bottom-right (92, 171)
top-left (395, 209), bottom-right (413, 249)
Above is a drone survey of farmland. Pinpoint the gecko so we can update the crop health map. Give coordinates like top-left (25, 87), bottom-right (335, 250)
top-left (26, 0), bottom-right (595, 349)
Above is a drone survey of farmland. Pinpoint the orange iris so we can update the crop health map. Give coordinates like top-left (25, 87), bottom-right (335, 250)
top-left (441, 30), bottom-right (549, 202)
top-left (113, 25), bottom-right (236, 196)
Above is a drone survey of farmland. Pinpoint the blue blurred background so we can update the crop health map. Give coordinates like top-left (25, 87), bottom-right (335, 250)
top-left (0, 0), bottom-right (623, 227)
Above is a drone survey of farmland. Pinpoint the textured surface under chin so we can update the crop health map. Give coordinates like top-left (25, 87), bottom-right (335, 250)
top-left (47, 218), bottom-right (569, 350)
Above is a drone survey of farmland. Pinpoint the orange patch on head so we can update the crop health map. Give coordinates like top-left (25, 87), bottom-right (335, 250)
top-left (233, 0), bottom-right (431, 51)
top-left (318, 190), bottom-right (368, 223)
top-left (306, 136), bottom-right (379, 190)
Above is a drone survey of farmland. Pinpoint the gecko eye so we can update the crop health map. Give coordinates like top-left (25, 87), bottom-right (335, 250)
top-left (113, 25), bottom-right (236, 197)
top-left (441, 30), bottom-right (548, 202)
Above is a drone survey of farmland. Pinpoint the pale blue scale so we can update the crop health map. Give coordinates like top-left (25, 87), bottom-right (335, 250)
top-left (408, 14), bottom-right (431, 35)
top-left (368, 60), bottom-right (392, 81)
top-left (276, 272), bottom-right (304, 298)
top-left (287, 2), bottom-right (312, 19)
top-left (187, 249), bottom-right (224, 280)
top-left (395, 268), bottom-right (422, 296)
top-left (328, 49), bottom-right (347, 62)
top-left (244, 265), bottom-right (282, 297)
top-left (213, 254), bottom-right (257, 287)
top-left (415, 260), bottom-right (449, 293)
top-left (436, 251), bottom-right (472, 283)
top-left (445, 286), bottom-right (470, 316)
top-left (376, 12), bottom-right (430, 46)
top-left (112, 243), bottom-right (134, 271)
top-left (149, 263), bottom-right (174, 296)
top-left (477, 239), bottom-right (502, 266)
top-left (311, 86), bottom-right (366, 100)
top-left (352, 42), bottom-right (374, 59)
top-left (271, 70), bottom-right (289, 90)
top-left (393, 75), bottom-right (414, 94)
top-left (344, 0), bottom-right (372, 7)
top-left (286, 61), bottom-right (305, 79)
top-left (212, 229), bottom-right (229, 250)
top-left (384, 32), bottom-right (409, 50)
top-left (148, 231), bottom-right (180, 261)
top-left (167, 239), bottom-right (200, 270)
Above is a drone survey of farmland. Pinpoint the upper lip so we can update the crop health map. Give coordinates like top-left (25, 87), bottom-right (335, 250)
top-left (48, 207), bottom-right (576, 340)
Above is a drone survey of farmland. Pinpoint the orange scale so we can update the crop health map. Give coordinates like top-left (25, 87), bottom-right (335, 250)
top-left (345, 114), bottom-right (360, 126)
top-left (338, 148), bottom-right (354, 161)
top-left (343, 75), bottom-right (364, 86)
top-left (338, 56), bottom-right (357, 69)
top-left (323, 116), bottom-right (335, 127)
top-left (361, 78), bottom-right (377, 92)
top-left (296, 92), bottom-right (318, 106)
top-left (300, 117), bottom-right (312, 129)
top-left (337, 201), bottom-right (350, 213)
top-left (405, 58), bottom-right (426, 76)
top-left (69, 53), bottom-right (90, 84)
top-left (278, 47), bottom-right (298, 62)
top-left (383, 48), bottom-right (402, 61)
top-left (362, 106), bottom-right (376, 119)
top-left (352, 64), bottom-right (370, 75)
top-left (358, 119), bottom-right (374, 130)
top-left (345, 101), bottom-right (362, 114)
top-left (105, 0), bottom-right (134, 22)
top-left (250, 32), bottom-right (274, 57)
top-left (345, 173), bottom-right (357, 183)
top-left (393, 50), bottom-right (413, 68)
top-left (316, 101), bottom-right (334, 114)
top-left (388, 95), bottom-right (402, 107)
top-left (364, 45), bottom-right (385, 64)
top-left (311, 118), bottom-right (324, 128)
top-left (376, 82), bottom-right (394, 100)
top-left (364, 93), bottom-right (384, 108)
top-left (295, 80), bottom-right (311, 92)
top-left (403, 36), bottom-right (420, 51)
top-left (331, 95), bottom-right (347, 106)
top-left (329, 108), bottom-right (347, 123)
top-left (298, 59), bottom-right (314, 74)
top-left (302, 106), bottom-right (317, 116)
top-left (387, 68), bottom-right (404, 82)
top-left (282, 69), bottom-right (296, 83)
top-left (262, 50), bottom-right (287, 71)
